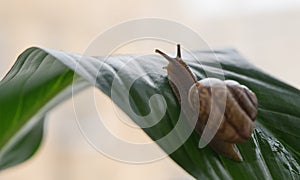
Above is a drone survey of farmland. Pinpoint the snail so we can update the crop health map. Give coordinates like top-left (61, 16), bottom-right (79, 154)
top-left (155, 44), bottom-right (258, 161)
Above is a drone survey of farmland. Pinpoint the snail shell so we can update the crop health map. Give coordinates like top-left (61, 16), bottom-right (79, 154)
top-left (155, 44), bottom-right (258, 161)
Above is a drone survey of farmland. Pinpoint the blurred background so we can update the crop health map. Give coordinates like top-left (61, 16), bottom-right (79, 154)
top-left (0, 0), bottom-right (300, 179)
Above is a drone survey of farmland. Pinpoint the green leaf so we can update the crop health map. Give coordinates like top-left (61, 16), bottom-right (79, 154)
top-left (0, 47), bottom-right (300, 179)
top-left (0, 48), bottom-right (89, 170)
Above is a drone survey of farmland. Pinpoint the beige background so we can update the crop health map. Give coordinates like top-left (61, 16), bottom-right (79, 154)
top-left (0, 0), bottom-right (300, 179)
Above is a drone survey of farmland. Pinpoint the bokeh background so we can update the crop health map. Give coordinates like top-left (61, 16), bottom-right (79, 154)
top-left (1, 0), bottom-right (300, 179)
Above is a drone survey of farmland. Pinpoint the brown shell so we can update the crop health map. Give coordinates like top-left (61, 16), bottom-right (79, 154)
top-left (155, 44), bottom-right (258, 161)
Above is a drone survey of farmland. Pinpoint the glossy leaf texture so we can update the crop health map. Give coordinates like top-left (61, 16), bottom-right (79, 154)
top-left (0, 47), bottom-right (300, 179)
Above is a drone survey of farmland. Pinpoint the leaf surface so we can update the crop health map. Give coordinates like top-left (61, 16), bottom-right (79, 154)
top-left (0, 47), bottom-right (299, 179)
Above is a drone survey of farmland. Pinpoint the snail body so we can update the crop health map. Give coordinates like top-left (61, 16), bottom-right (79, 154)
top-left (155, 45), bottom-right (258, 161)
